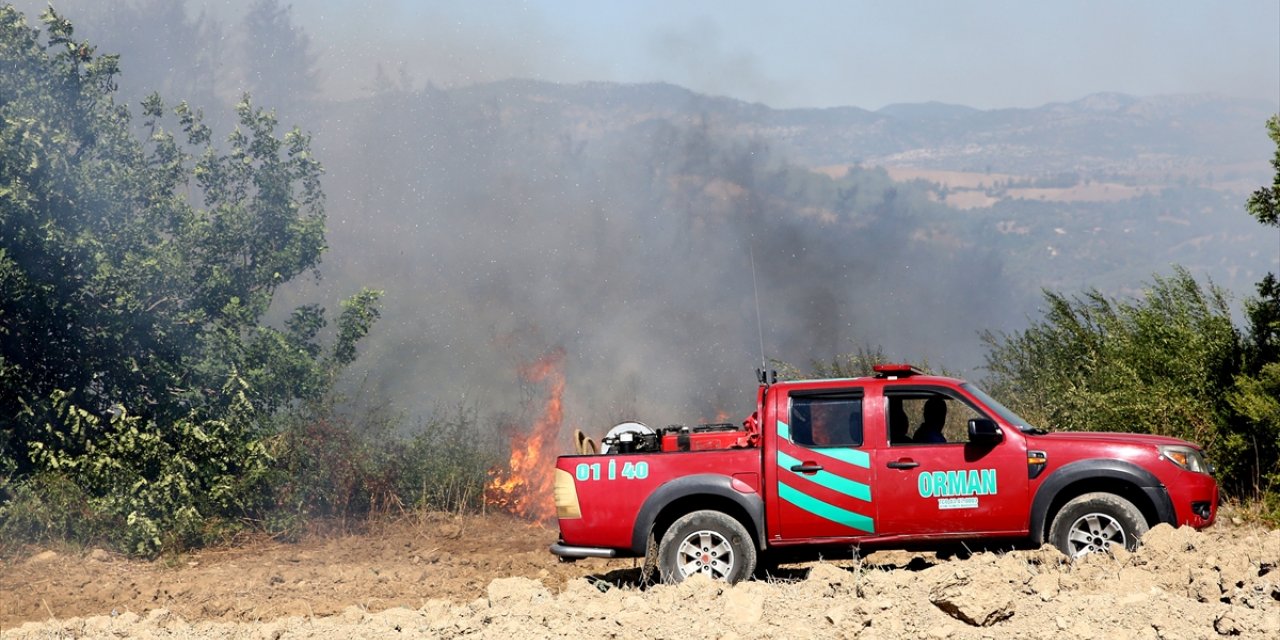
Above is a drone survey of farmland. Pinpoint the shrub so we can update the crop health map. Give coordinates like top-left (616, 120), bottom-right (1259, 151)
top-left (260, 402), bottom-right (499, 539)
top-left (980, 268), bottom-right (1270, 496)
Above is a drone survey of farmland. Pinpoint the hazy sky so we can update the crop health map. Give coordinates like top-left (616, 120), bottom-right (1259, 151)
top-left (234, 0), bottom-right (1280, 110)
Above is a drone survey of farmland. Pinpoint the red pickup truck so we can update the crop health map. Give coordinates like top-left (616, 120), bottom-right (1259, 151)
top-left (550, 365), bottom-right (1219, 583)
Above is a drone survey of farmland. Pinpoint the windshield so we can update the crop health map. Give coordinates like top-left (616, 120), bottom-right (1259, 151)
top-left (961, 383), bottom-right (1044, 433)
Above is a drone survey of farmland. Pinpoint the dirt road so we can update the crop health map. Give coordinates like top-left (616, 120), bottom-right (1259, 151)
top-left (2, 512), bottom-right (1277, 638)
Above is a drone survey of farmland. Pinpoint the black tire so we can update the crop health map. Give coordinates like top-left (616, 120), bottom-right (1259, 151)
top-left (1049, 492), bottom-right (1149, 559)
top-left (657, 510), bottom-right (757, 584)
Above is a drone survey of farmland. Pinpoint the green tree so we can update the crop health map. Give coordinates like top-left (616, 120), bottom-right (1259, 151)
top-left (0, 6), bottom-right (379, 553)
top-left (981, 269), bottom-right (1240, 466)
top-left (1246, 115), bottom-right (1280, 227)
top-left (1239, 114), bottom-right (1280, 374)
top-left (1227, 114), bottom-right (1280, 504)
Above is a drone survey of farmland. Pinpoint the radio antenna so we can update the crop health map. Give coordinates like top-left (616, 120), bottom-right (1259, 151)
top-left (750, 244), bottom-right (767, 378)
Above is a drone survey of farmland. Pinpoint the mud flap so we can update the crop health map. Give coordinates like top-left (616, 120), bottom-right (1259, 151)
top-left (639, 532), bottom-right (659, 585)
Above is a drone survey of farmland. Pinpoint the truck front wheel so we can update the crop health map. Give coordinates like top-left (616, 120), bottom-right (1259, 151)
top-left (658, 510), bottom-right (757, 584)
top-left (1049, 492), bottom-right (1149, 559)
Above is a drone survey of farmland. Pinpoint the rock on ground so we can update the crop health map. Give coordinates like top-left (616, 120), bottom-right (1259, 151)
top-left (2, 519), bottom-right (1279, 639)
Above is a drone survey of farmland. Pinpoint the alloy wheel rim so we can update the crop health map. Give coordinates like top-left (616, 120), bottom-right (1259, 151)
top-left (675, 529), bottom-right (735, 580)
top-left (1066, 512), bottom-right (1126, 558)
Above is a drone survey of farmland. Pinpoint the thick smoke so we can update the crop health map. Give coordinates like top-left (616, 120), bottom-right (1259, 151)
top-left (28, 1), bottom-right (1253, 438)
top-left (295, 83), bottom-right (1022, 429)
top-left (4, 1), bottom-right (1024, 432)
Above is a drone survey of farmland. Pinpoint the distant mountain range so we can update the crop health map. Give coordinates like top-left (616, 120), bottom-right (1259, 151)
top-left (453, 80), bottom-right (1275, 184)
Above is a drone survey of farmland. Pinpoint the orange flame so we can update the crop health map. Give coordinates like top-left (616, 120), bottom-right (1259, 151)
top-left (485, 347), bottom-right (566, 524)
top-left (700, 409), bottom-right (734, 424)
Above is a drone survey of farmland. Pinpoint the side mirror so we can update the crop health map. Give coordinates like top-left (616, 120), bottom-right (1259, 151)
top-left (968, 418), bottom-right (1003, 444)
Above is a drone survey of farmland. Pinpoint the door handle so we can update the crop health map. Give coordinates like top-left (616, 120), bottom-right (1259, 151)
top-left (887, 459), bottom-right (920, 469)
top-left (790, 463), bottom-right (823, 474)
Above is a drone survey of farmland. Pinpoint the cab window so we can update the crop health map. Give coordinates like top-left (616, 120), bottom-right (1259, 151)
top-left (884, 390), bottom-right (986, 445)
top-left (789, 393), bottom-right (863, 447)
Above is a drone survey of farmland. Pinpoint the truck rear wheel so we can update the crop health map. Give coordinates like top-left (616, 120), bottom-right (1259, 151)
top-left (658, 510), bottom-right (756, 584)
top-left (1049, 492), bottom-right (1149, 559)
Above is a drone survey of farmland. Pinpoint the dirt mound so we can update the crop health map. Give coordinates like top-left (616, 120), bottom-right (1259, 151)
top-left (3, 518), bottom-right (1278, 638)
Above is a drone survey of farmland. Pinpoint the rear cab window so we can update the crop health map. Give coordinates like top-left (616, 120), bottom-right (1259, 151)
top-left (788, 391), bottom-right (863, 448)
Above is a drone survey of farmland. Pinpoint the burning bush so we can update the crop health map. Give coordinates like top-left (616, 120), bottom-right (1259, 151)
top-left (486, 348), bottom-right (568, 523)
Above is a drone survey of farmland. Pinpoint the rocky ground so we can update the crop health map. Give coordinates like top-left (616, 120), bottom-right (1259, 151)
top-left (2, 512), bottom-right (1277, 639)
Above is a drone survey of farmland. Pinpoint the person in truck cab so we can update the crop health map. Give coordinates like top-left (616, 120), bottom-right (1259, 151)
top-left (913, 396), bottom-right (948, 443)
top-left (888, 400), bottom-right (911, 444)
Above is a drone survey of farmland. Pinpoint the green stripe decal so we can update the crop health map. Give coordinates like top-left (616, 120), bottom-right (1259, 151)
top-left (778, 483), bottom-right (875, 533)
top-left (776, 421), bottom-right (870, 468)
top-left (821, 447), bottom-right (870, 468)
top-left (777, 451), bottom-right (871, 502)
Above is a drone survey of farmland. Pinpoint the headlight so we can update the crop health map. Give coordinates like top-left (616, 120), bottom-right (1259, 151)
top-left (1159, 445), bottom-right (1208, 473)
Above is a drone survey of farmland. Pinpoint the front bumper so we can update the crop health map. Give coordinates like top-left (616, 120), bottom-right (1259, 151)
top-left (1168, 472), bottom-right (1219, 529)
